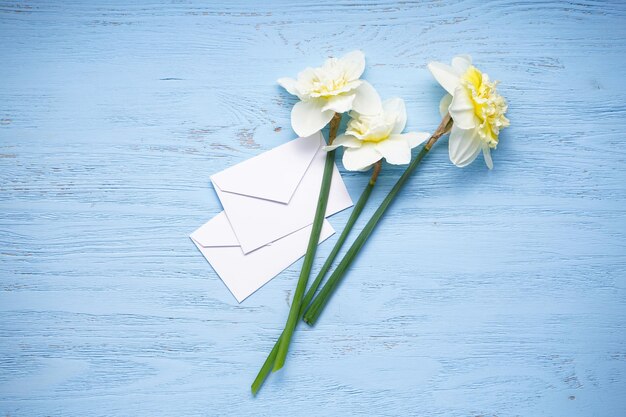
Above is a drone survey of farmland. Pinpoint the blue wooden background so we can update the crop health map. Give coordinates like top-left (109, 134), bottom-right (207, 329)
top-left (2, 1), bottom-right (625, 416)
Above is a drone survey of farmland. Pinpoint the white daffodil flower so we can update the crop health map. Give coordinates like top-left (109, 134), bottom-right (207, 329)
top-left (277, 51), bottom-right (383, 138)
top-left (428, 55), bottom-right (510, 169)
top-left (323, 98), bottom-right (430, 171)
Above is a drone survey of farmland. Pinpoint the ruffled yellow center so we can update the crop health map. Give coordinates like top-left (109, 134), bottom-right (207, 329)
top-left (346, 112), bottom-right (395, 143)
top-left (304, 58), bottom-right (357, 99)
top-left (462, 66), bottom-right (510, 148)
top-left (309, 77), bottom-right (349, 98)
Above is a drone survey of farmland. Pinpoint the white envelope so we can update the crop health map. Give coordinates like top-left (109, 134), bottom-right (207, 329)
top-left (210, 132), bottom-right (353, 254)
top-left (191, 212), bottom-right (335, 302)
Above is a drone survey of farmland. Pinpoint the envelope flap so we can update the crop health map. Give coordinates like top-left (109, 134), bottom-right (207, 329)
top-left (210, 132), bottom-right (322, 204)
top-left (190, 212), bottom-right (240, 247)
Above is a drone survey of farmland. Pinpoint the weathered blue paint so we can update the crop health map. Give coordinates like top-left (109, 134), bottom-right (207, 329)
top-left (1, 1), bottom-right (625, 415)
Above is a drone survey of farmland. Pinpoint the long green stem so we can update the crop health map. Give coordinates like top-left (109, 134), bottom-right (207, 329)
top-left (251, 162), bottom-right (381, 395)
top-left (303, 115), bottom-right (453, 326)
top-left (273, 113), bottom-right (342, 371)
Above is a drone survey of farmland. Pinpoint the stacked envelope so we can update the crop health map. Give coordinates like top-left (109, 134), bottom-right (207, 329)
top-left (190, 132), bottom-right (353, 302)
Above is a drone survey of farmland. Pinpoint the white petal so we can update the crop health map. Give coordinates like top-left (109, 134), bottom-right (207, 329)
top-left (323, 134), bottom-right (362, 151)
top-left (291, 99), bottom-right (335, 137)
top-left (321, 93), bottom-right (356, 113)
top-left (448, 125), bottom-right (482, 167)
top-left (451, 55), bottom-right (472, 74)
top-left (277, 77), bottom-right (300, 96)
top-left (449, 85), bottom-right (477, 129)
top-left (341, 50), bottom-right (366, 80)
top-left (296, 67), bottom-right (316, 84)
top-left (396, 132), bottom-right (430, 148)
top-left (342, 142), bottom-right (382, 171)
top-left (428, 61), bottom-right (461, 95)
top-left (352, 81), bottom-right (383, 115)
top-left (482, 144), bottom-right (494, 169)
top-left (382, 98), bottom-right (407, 134)
top-left (439, 94), bottom-right (453, 117)
top-left (375, 136), bottom-right (411, 165)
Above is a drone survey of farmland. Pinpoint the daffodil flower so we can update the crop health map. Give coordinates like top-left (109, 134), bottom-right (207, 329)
top-left (278, 50), bottom-right (383, 138)
top-left (324, 98), bottom-right (430, 171)
top-left (428, 55), bottom-right (510, 169)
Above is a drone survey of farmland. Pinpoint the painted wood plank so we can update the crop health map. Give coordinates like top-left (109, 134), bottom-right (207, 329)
top-left (1, 0), bottom-right (625, 415)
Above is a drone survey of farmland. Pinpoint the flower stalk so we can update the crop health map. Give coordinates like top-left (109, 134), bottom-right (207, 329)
top-left (303, 114), bottom-right (453, 326)
top-left (273, 113), bottom-right (342, 371)
top-left (251, 160), bottom-right (381, 395)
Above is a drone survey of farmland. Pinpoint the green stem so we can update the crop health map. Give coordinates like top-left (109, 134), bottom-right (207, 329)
top-left (303, 115), bottom-right (453, 326)
top-left (303, 162), bottom-right (380, 311)
top-left (273, 113), bottom-right (342, 371)
top-left (251, 162), bottom-right (380, 395)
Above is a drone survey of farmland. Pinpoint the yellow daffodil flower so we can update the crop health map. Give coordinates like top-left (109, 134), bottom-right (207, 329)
top-left (429, 55), bottom-right (509, 169)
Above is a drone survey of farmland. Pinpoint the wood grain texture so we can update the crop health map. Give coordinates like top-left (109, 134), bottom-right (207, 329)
top-left (1, 0), bottom-right (625, 415)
